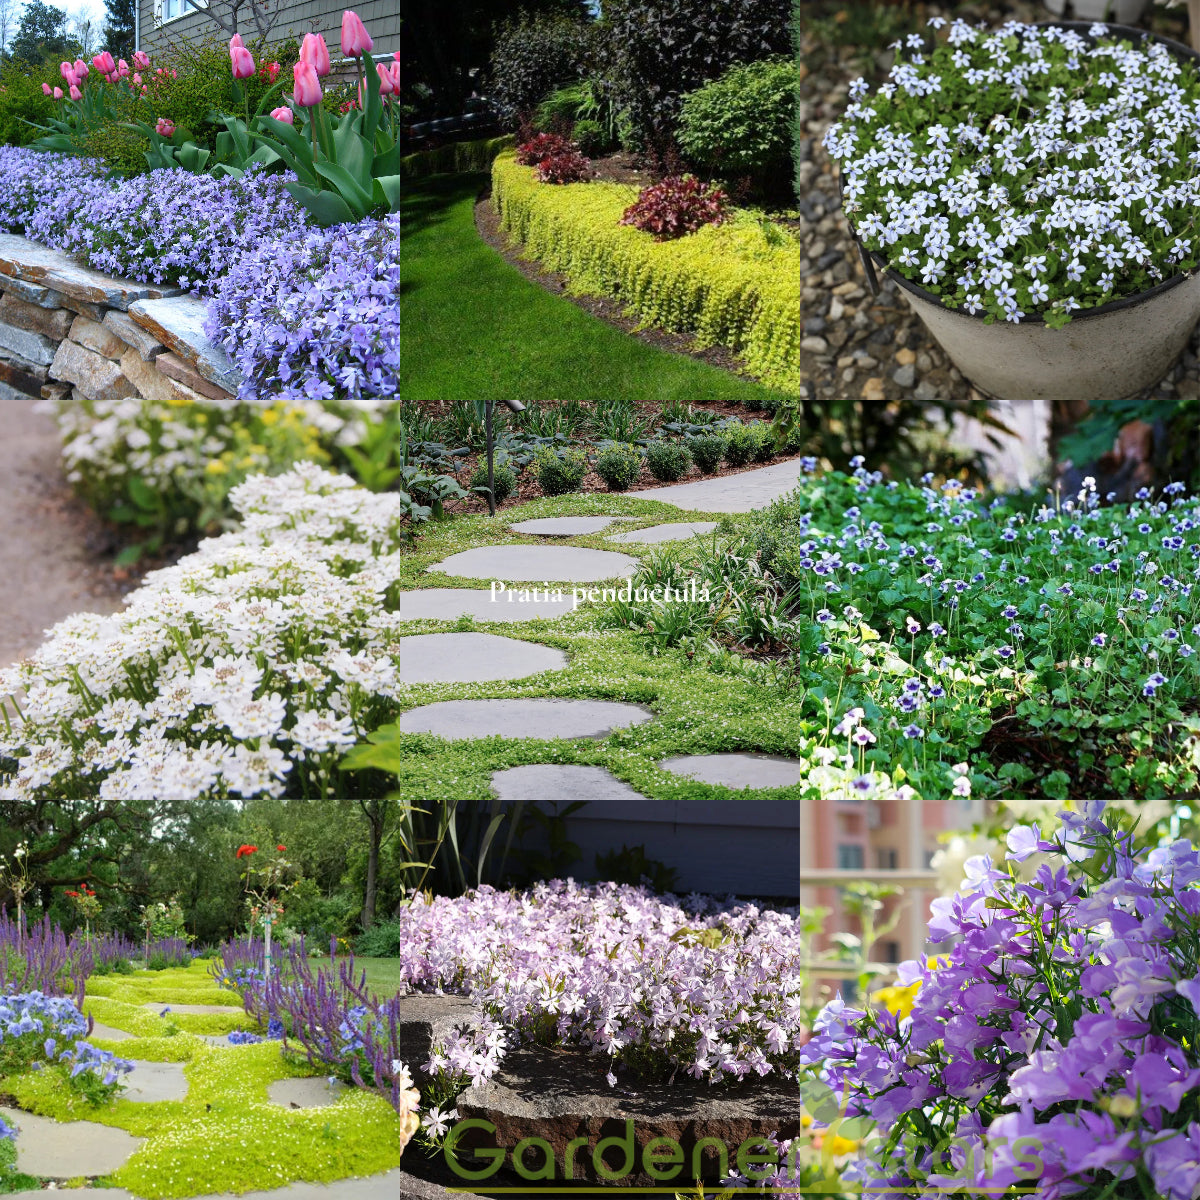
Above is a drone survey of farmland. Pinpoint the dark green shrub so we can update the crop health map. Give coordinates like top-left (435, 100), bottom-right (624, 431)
top-left (687, 432), bottom-right (727, 473)
top-left (601, 0), bottom-right (790, 151)
top-left (645, 439), bottom-right (692, 481)
top-left (469, 460), bottom-right (517, 503)
top-left (80, 122), bottom-right (152, 175)
top-left (0, 63), bottom-right (56, 147)
top-left (677, 58), bottom-right (799, 189)
top-left (749, 420), bottom-right (774, 461)
top-left (487, 12), bottom-right (597, 128)
top-left (355, 918), bottom-right (402, 958)
top-left (724, 422), bottom-right (755, 467)
top-left (594, 442), bottom-right (643, 491)
top-left (534, 445), bottom-right (588, 495)
top-left (573, 118), bottom-right (609, 156)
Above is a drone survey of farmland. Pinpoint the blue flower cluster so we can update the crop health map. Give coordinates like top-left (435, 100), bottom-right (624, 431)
top-left (205, 212), bottom-right (399, 407)
top-left (0, 146), bottom-right (397, 407)
top-left (226, 1030), bottom-right (263, 1045)
top-left (800, 803), bottom-right (1200, 1200)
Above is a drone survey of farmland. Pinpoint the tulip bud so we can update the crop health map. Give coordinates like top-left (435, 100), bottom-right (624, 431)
top-left (340, 10), bottom-right (373, 57)
top-left (132, 72), bottom-right (142, 85)
top-left (118, 59), bottom-right (129, 76)
top-left (229, 33), bottom-right (244, 50)
top-left (269, 105), bottom-right (294, 125)
top-left (292, 60), bottom-right (323, 107)
top-left (133, 50), bottom-right (150, 70)
top-left (300, 32), bottom-right (330, 77)
top-left (42, 82), bottom-right (52, 95)
top-left (69, 84), bottom-right (82, 100)
top-left (155, 117), bottom-right (175, 137)
top-left (230, 44), bottom-right (255, 80)
top-left (376, 63), bottom-right (394, 96)
top-left (60, 60), bottom-right (73, 81)
top-left (53, 86), bottom-right (63, 99)
top-left (92, 51), bottom-right (115, 75)
top-left (74, 59), bottom-right (89, 78)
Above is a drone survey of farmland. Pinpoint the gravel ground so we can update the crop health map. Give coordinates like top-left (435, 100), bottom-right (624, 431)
top-left (0, 399), bottom-right (133, 670)
top-left (794, 0), bottom-right (1200, 492)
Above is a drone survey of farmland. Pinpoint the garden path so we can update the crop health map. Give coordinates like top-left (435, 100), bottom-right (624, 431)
top-left (401, 458), bottom-right (814, 799)
top-left (1, 963), bottom-right (405, 1198)
top-left (0, 398), bottom-right (130, 669)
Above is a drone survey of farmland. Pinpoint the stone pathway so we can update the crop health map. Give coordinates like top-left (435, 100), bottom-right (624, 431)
top-left (399, 587), bottom-right (575, 622)
top-left (607, 521), bottom-right (718, 544)
top-left (267, 1077), bottom-right (345, 1109)
top-left (398, 632), bottom-right (567, 685)
top-left (399, 698), bottom-right (653, 741)
top-left (429, 545), bottom-right (637, 583)
top-left (641, 457), bottom-right (811, 513)
top-left (659, 753), bottom-right (806, 789)
top-left (0, 398), bottom-right (130, 669)
top-left (492, 764), bottom-right (646, 801)
top-left (0, 1105), bottom-right (145, 1177)
top-left (124, 1059), bottom-right (189, 1103)
top-left (509, 516), bottom-right (618, 536)
top-left (4, 1169), bottom-right (412, 1200)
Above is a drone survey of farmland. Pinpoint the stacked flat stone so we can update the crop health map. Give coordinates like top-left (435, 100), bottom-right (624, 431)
top-left (0, 233), bottom-right (243, 410)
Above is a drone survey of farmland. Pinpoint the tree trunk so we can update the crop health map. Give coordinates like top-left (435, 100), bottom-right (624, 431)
top-left (360, 798), bottom-right (382, 930)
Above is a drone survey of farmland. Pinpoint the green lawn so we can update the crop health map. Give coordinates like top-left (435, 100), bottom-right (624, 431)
top-left (349, 956), bottom-right (402, 1000)
top-left (400, 173), bottom-right (795, 405)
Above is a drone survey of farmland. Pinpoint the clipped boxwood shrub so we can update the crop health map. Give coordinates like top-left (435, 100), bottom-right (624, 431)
top-left (492, 153), bottom-right (806, 395)
top-left (724, 423), bottom-right (755, 466)
top-left (0, 64), bottom-right (55, 147)
top-left (749, 419), bottom-right (774, 461)
top-left (399, 136), bottom-right (515, 181)
top-left (645, 439), bottom-right (692, 481)
top-left (677, 58), bottom-right (799, 189)
top-left (534, 445), bottom-right (588, 495)
top-left (469, 460), bottom-right (517, 503)
top-left (687, 432), bottom-right (727, 473)
top-left (594, 442), bottom-right (643, 491)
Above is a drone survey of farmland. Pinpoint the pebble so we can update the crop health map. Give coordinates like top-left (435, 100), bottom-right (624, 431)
top-left (861, 378), bottom-right (886, 402)
top-left (895, 348), bottom-right (917, 366)
top-left (893, 364), bottom-right (916, 388)
top-left (832, 281), bottom-right (861, 297)
top-left (801, 335), bottom-right (829, 354)
top-left (914, 379), bottom-right (939, 404)
top-left (803, 317), bottom-right (827, 335)
top-left (916, 352), bottom-right (934, 373)
top-left (829, 298), bottom-right (845, 321)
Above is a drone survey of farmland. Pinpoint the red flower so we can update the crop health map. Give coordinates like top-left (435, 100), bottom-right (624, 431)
top-left (84, 888), bottom-right (95, 897)
top-left (65, 890), bottom-right (79, 898)
top-left (235, 844), bottom-right (258, 859)
top-left (276, 845), bottom-right (286, 852)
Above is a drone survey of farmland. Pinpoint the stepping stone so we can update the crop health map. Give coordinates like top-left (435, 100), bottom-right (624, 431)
top-left (430, 545), bottom-right (638, 583)
top-left (659, 753), bottom-right (806, 790)
top-left (399, 633), bottom-right (567, 685)
top-left (398, 587), bottom-right (575, 623)
top-left (125, 1059), bottom-right (189, 1103)
top-left (87, 1020), bottom-right (133, 1041)
top-left (607, 521), bottom-right (718, 544)
top-left (0, 1105), bottom-right (146, 1177)
top-left (649, 457), bottom-right (811, 513)
top-left (491, 764), bottom-right (646, 802)
top-left (399, 698), bottom-right (654, 742)
top-left (267, 1076), bottom-right (345, 1109)
top-left (143, 1002), bottom-right (243, 1015)
top-left (509, 516), bottom-right (617, 536)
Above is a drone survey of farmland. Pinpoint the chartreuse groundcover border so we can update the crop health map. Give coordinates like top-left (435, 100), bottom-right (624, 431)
top-left (3, 963), bottom-right (403, 1198)
top-left (490, 152), bottom-right (807, 394)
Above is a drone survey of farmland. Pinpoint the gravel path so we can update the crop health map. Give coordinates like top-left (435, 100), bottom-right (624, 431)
top-left (0, 398), bottom-right (130, 669)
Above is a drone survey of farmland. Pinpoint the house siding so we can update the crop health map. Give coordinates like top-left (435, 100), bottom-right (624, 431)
top-left (137, 0), bottom-right (399, 56)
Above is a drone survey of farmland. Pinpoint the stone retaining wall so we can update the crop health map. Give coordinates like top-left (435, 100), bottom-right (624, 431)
top-left (0, 233), bottom-right (243, 412)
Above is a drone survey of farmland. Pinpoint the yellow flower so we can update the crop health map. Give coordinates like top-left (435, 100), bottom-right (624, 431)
top-left (205, 460), bottom-right (227, 475)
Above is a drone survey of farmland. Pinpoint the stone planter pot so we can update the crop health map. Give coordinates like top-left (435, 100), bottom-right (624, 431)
top-left (850, 22), bottom-right (1200, 407)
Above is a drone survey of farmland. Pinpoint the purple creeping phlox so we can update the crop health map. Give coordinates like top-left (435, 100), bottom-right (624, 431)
top-left (799, 802), bottom-right (1200, 1200)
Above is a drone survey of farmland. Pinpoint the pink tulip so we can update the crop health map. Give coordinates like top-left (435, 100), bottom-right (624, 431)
top-left (132, 72), bottom-right (142, 85)
top-left (53, 86), bottom-right (63, 99)
top-left (340, 10), bottom-right (372, 57)
top-left (133, 50), bottom-right (150, 70)
top-left (387, 62), bottom-right (400, 90)
top-left (376, 63), bottom-right (394, 95)
top-left (292, 60), bottom-right (322, 107)
top-left (230, 43), bottom-right (255, 79)
top-left (393, 51), bottom-right (399, 61)
top-left (69, 85), bottom-right (82, 100)
top-left (229, 33), bottom-right (244, 49)
top-left (155, 117), bottom-right (175, 136)
top-left (41, 82), bottom-right (51, 95)
top-left (59, 60), bottom-right (73, 81)
top-left (118, 59), bottom-right (129, 76)
top-left (74, 59), bottom-right (89, 78)
top-left (269, 105), bottom-right (294, 125)
top-left (300, 32), bottom-right (330, 77)
top-left (92, 51), bottom-right (115, 75)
